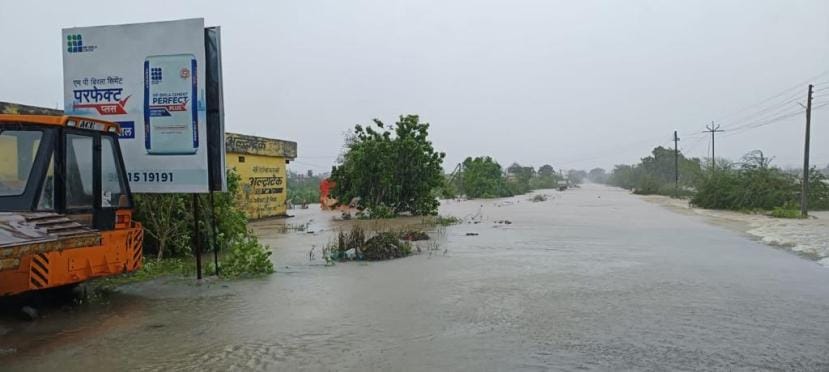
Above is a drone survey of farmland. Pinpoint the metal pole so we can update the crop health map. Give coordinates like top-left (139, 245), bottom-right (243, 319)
top-left (801, 84), bottom-right (813, 217)
top-left (674, 130), bottom-right (680, 196)
top-left (209, 191), bottom-right (220, 276)
top-left (192, 194), bottom-right (203, 280)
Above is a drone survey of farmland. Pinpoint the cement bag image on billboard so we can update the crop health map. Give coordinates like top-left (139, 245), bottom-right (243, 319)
top-left (144, 54), bottom-right (198, 155)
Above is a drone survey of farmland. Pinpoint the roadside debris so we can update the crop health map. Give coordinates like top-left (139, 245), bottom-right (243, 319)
top-left (322, 227), bottom-right (413, 262)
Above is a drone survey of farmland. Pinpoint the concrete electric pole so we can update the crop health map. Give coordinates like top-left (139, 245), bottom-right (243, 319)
top-left (704, 122), bottom-right (724, 170)
top-left (674, 130), bottom-right (680, 196)
top-left (801, 84), bottom-right (813, 217)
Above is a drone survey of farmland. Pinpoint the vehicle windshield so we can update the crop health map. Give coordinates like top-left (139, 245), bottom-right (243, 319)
top-left (0, 128), bottom-right (43, 196)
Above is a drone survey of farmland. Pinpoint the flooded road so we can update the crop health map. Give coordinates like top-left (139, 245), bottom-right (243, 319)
top-left (3, 184), bottom-right (829, 371)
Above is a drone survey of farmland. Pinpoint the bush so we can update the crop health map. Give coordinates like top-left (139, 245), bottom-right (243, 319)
top-left (323, 226), bottom-right (412, 261)
top-left (214, 234), bottom-right (274, 278)
top-left (806, 169), bottom-right (829, 210)
top-left (133, 194), bottom-right (191, 259)
top-left (362, 232), bottom-right (412, 260)
top-left (357, 204), bottom-right (396, 219)
top-left (133, 169), bottom-right (275, 278)
top-left (691, 162), bottom-right (797, 211)
top-left (770, 202), bottom-right (802, 219)
top-left (399, 230), bottom-right (430, 241)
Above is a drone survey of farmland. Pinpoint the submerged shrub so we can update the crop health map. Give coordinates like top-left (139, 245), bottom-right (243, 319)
top-left (770, 202), bottom-right (802, 219)
top-left (216, 234), bottom-right (274, 278)
top-left (324, 226), bottom-right (413, 262)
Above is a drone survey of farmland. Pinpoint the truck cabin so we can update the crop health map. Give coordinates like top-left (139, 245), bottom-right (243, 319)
top-left (0, 115), bottom-right (133, 231)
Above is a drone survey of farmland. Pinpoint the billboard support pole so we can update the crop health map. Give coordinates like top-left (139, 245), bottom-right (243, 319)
top-left (209, 191), bottom-right (220, 276)
top-left (192, 193), bottom-right (203, 280)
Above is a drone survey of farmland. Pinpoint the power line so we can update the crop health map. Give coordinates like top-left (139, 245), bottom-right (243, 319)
top-left (712, 69), bottom-right (829, 123)
top-left (722, 107), bottom-right (806, 137)
top-left (650, 70), bottom-right (829, 148)
top-left (681, 135), bottom-right (707, 154)
top-left (718, 91), bottom-right (805, 128)
top-left (723, 101), bottom-right (829, 138)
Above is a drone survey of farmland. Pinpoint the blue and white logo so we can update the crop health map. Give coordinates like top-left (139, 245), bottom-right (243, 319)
top-left (66, 34), bottom-right (97, 53)
top-left (150, 67), bottom-right (163, 84)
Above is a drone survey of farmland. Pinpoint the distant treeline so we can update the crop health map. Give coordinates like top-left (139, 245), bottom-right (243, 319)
top-left (603, 146), bottom-right (829, 214)
top-left (438, 157), bottom-right (591, 199)
top-left (287, 170), bottom-right (324, 205)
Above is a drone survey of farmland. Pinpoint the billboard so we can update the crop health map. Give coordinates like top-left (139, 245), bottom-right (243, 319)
top-left (204, 26), bottom-right (227, 192)
top-left (62, 18), bottom-right (221, 193)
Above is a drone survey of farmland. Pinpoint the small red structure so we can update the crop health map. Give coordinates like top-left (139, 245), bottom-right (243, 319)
top-left (320, 178), bottom-right (337, 210)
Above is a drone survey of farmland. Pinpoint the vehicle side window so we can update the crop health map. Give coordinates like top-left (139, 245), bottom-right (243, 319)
top-left (65, 134), bottom-right (94, 209)
top-left (36, 153), bottom-right (54, 210)
top-left (0, 129), bottom-right (42, 196)
top-left (101, 135), bottom-right (127, 208)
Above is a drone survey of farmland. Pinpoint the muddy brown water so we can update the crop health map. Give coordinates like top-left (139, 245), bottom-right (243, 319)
top-left (2, 184), bottom-right (829, 371)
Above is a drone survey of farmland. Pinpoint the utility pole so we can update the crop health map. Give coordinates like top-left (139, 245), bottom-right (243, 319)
top-left (801, 84), bottom-right (813, 217)
top-left (674, 130), bottom-right (680, 196)
top-left (704, 122), bottom-right (724, 170)
top-left (459, 162), bottom-right (464, 198)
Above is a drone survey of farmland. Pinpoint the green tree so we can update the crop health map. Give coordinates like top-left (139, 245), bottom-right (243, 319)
top-left (287, 170), bottom-right (324, 204)
top-left (462, 156), bottom-right (511, 198)
top-left (607, 146), bottom-right (702, 195)
top-left (588, 168), bottom-right (608, 183)
top-left (538, 164), bottom-right (556, 177)
top-left (330, 115), bottom-right (445, 215)
top-left (530, 164), bottom-right (560, 189)
top-left (506, 163), bottom-right (535, 195)
top-left (133, 193), bottom-right (190, 259)
top-left (567, 169), bottom-right (588, 185)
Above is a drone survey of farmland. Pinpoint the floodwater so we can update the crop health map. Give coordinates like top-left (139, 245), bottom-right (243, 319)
top-left (643, 194), bottom-right (829, 266)
top-left (3, 184), bottom-right (829, 371)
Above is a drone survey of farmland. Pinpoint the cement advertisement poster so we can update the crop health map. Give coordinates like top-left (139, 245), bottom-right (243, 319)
top-left (62, 18), bottom-right (209, 193)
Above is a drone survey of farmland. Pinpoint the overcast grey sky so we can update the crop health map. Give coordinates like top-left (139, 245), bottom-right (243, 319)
top-left (2, 0), bottom-right (828, 173)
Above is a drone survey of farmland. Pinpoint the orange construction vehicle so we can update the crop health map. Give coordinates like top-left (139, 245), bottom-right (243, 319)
top-left (0, 115), bottom-right (143, 296)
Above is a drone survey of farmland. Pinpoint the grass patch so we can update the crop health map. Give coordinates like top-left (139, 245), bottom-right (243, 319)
top-left (770, 206), bottom-right (802, 219)
top-left (429, 215), bottom-right (462, 226)
top-left (89, 258), bottom-right (194, 291)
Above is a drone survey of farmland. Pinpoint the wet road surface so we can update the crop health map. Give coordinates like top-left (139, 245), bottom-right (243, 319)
top-left (2, 184), bottom-right (829, 371)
